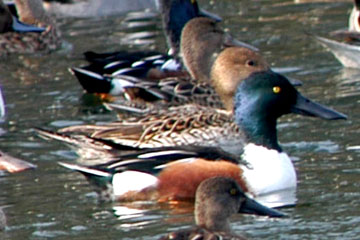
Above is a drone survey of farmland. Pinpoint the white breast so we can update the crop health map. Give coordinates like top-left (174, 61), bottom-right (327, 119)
top-left (241, 143), bottom-right (297, 196)
top-left (112, 171), bottom-right (158, 196)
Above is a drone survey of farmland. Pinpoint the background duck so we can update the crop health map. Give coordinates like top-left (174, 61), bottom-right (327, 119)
top-left (0, 87), bottom-right (36, 173)
top-left (159, 177), bottom-right (252, 240)
top-left (315, 0), bottom-right (360, 68)
top-left (0, 0), bottom-right (61, 57)
top-left (71, 16), bottom-right (301, 112)
top-left (71, 0), bottom-right (222, 97)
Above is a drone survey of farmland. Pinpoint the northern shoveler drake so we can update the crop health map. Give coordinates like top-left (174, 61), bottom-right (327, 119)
top-left (40, 69), bottom-right (347, 198)
top-left (159, 177), bottom-right (276, 240)
top-left (0, 0), bottom-right (61, 57)
top-left (315, 0), bottom-right (360, 68)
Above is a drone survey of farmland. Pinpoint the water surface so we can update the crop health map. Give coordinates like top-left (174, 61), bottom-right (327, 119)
top-left (1, 0), bottom-right (360, 239)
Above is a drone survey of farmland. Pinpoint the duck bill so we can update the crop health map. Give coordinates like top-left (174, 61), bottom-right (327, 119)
top-left (198, 8), bottom-right (222, 22)
top-left (239, 197), bottom-right (285, 218)
top-left (223, 33), bottom-right (259, 52)
top-left (291, 93), bottom-right (347, 120)
top-left (12, 16), bottom-right (45, 33)
top-left (287, 77), bottom-right (303, 87)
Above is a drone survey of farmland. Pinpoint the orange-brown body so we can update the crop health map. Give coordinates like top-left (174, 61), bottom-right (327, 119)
top-left (157, 159), bottom-right (248, 202)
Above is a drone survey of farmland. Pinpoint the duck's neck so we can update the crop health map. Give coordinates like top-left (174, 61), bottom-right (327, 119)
top-left (160, 0), bottom-right (199, 58)
top-left (235, 96), bottom-right (282, 152)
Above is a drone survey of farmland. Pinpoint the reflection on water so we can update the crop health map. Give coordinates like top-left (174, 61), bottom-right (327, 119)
top-left (1, 0), bottom-right (360, 239)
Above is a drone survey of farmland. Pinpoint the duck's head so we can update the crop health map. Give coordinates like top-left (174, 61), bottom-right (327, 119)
top-left (181, 17), bottom-right (257, 84)
top-left (160, 0), bottom-right (221, 57)
top-left (211, 47), bottom-right (270, 111)
top-left (233, 71), bottom-right (347, 151)
top-left (195, 177), bottom-right (284, 232)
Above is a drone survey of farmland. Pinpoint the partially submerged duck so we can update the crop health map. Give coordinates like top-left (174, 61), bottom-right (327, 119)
top-left (315, 0), bottom-right (360, 68)
top-left (159, 177), bottom-right (276, 239)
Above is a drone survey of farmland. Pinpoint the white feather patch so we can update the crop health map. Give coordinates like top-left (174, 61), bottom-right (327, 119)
top-left (160, 59), bottom-right (181, 71)
top-left (241, 143), bottom-right (297, 196)
top-left (112, 171), bottom-right (158, 197)
top-left (110, 78), bottom-right (136, 95)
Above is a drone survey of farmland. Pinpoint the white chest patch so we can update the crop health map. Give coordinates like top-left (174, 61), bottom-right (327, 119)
top-left (112, 171), bottom-right (158, 197)
top-left (241, 143), bottom-right (297, 196)
top-left (110, 78), bottom-right (135, 95)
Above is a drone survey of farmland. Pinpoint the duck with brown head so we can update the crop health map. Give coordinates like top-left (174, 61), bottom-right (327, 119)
top-left (160, 177), bottom-right (274, 240)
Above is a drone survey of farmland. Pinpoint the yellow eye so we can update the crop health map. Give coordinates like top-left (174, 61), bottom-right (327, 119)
top-left (191, 0), bottom-right (197, 4)
top-left (230, 188), bottom-right (238, 196)
top-left (273, 86), bottom-right (281, 94)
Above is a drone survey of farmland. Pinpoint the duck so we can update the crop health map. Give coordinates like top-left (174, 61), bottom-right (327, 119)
top-left (315, 0), bottom-right (360, 68)
top-left (42, 67), bottom-right (347, 199)
top-left (159, 177), bottom-right (270, 240)
top-left (71, 0), bottom-right (223, 97)
top-left (0, 150), bottom-right (37, 173)
top-left (0, 0), bottom-right (61, 57)
top-left (0, 87), bottom-right (36, 173)
top-left (59, 152), bottom-right (285, 220)
top-left (73, 16), bottom-right (302, 111)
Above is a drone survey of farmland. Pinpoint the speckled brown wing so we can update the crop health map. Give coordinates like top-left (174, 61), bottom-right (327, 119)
top-left (59, 105), bottom-right (246, 155)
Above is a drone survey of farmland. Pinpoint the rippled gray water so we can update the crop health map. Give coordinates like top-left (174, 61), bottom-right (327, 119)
top-left (1, 0), bottom-right (360, 239)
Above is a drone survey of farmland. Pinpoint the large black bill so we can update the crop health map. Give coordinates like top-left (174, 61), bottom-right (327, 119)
top-left (239, 197), bottom-right (286, 218)
top-left (291, 93), bottom-right (347, 120)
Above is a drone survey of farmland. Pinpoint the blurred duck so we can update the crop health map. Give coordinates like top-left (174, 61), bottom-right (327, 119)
top-left (159, 177), bottom-right (255, 240)
top-left (39, 67), bottom-right (346, 198)
top-left (0, 150), bottom-right (36, 173)
top-left (315, 0), bottom-right (360, 68)
top-left (0, 87), bottom-right (36, 173)
top-left (71, 0), bottom-right (223, 98)
top-left (0, 0), bottom-right (61, 56)
top-left (74, 17), bottom-right (299, 113)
